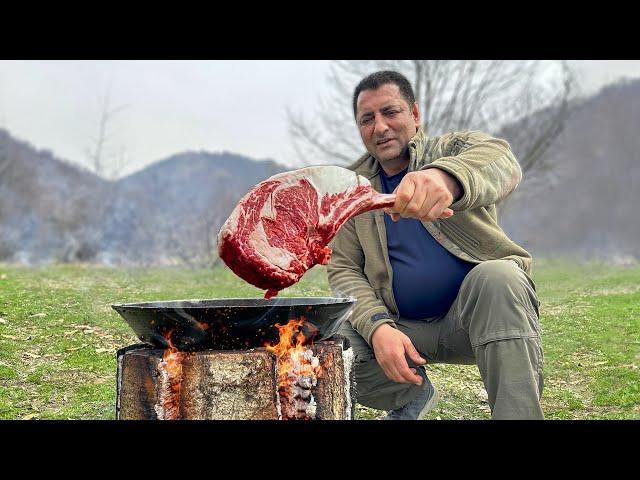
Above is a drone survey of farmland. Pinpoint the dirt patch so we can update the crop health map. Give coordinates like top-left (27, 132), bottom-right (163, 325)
top-left (585, 285), bottom-right (640, 296)
top-left (541, 302), bottom-right (593, 317)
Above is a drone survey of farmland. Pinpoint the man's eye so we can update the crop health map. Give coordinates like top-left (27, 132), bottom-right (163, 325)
top-left (360, 117), bottom-right (373, 126)
top-left (386, 110), bottom-right (399, 116)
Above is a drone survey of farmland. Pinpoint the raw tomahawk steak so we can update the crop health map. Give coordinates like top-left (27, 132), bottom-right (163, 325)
top-left (217, 166), bottom-right (396, 299)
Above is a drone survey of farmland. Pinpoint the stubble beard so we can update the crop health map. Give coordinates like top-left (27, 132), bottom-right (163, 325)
top-left (375, 144), bottom-right (411, 176)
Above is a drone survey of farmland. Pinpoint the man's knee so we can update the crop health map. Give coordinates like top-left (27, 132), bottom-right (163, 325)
top-left (338, 321), bottom-right (381, 398)
top-left (459, 260), bottom-right (540, 346)
top-left (338, 320), bottom-right (371, 359)
top-left (464, 260), bottom-right (539, 314)
top-left (469, 260), bottom-right (531, 290)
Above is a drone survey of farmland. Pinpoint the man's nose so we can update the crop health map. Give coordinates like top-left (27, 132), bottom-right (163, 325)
top-left (373, 114), bottom-right (389, 136)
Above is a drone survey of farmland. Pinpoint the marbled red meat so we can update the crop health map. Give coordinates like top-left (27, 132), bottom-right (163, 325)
top-left (217, 166), bottom-right (395, 298)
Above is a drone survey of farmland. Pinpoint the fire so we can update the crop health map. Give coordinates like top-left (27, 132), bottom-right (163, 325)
top-left (194, 320), bottom-right (210, 331)
top-left (265, 318), bottom-right (321, 420)
top-left (162, 332), bottom-right (183, 381)
top-left (155, 330), bottom-right (184, 420)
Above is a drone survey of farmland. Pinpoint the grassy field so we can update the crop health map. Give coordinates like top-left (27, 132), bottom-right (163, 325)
top-left (0, 259), bottom-right (638, 420)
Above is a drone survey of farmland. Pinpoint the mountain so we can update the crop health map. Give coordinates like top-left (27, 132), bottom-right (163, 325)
top-left (0, 129), bottom-right (109, 262)
top-left (94, 152), bottom-right (284, 265)
top-left (498, 79), bottom-right (640, 264)
top-left (0, 130), bottom-right (285, 265)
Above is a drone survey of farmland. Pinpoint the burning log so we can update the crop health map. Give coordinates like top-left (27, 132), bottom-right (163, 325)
top-left (116, 335), bottom-right (355, 420)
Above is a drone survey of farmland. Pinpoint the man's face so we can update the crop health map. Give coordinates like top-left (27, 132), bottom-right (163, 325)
top-left (355, 83), bottom-right (420, 167)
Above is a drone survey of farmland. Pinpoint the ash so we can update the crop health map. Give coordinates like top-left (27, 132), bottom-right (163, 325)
top-left (279, 348), bottom-right (320, 420)
top-left (342, 346), bottom-right (354, 420)
top-left (154, 350), bottom-right (184, 420)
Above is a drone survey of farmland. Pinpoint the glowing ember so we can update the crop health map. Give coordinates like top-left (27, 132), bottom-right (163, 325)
top-left (265, 318), bottom-right (321, 420)
top-left (155, 331), bottom-right (185, 420)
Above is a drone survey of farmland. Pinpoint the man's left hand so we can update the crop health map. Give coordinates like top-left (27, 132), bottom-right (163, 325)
top-left (385, 169), bottom-right (462, 222)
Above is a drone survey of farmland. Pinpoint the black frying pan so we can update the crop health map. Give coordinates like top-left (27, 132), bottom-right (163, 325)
top-left (112, 297), bottom-right (356, 351)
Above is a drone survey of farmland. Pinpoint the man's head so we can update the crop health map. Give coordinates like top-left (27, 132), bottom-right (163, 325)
top-left (353, 71), bottom-right (420, 172)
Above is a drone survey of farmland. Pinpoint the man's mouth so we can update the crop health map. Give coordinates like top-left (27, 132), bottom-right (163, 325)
top-left (376, 138), bottom-right (394, 146)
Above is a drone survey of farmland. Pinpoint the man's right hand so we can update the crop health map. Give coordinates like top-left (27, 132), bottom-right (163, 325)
top-left (371, 324), bottom-right (426, 385)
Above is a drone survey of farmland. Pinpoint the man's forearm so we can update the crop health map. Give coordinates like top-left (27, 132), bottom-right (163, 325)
top-left (420, 131), bottom-right (522, 210)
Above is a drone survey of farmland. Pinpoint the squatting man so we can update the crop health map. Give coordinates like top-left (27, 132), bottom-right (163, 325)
top-left (327, 70), bottom-right (543, 420)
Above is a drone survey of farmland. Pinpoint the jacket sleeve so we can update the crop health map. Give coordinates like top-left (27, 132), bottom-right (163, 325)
top-left (326, 217), bottom-right (396, 347)
top-left (419, 131), bottom-right (522, 211)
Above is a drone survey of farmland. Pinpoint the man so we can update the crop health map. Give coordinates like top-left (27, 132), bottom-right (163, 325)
top-left (326, 71), bottom-right (543, 420)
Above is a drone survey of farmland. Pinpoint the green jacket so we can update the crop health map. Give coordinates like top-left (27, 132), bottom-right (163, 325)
top-left (326, 128), bottom-right (531, 347)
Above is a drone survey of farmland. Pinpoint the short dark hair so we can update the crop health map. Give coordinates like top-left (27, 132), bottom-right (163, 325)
top-left (352, 70), bottom-right (416, 118)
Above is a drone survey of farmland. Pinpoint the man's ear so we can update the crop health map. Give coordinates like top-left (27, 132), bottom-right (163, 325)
top-left (412, 102), bottom-right (420, 129)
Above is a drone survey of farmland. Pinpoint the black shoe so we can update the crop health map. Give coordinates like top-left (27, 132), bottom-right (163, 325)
top-left (383, 370), bottom-right (439, 420)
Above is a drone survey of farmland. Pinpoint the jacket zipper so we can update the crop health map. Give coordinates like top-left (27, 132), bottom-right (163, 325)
top-left (442, 220), bottom-right (481, 249)
top-left (428, 220), bottom-right (484, 263)
top-left (370, 173), bottom-right (401, 319)
top-left (374, 210), bottom-right (401, 320)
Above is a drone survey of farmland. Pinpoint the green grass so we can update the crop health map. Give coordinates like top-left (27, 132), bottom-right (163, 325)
top-left (0, 259), bottom-right (638, 420)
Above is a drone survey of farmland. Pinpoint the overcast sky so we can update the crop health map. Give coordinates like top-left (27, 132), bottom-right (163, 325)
top-left (1, 60), bottom-right (639, 177)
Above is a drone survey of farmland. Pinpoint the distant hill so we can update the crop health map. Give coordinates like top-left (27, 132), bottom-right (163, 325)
top-left (0, 130), bottom-right (285, 265)
top-left (0, 129), bottom-right (109, 262)
top-left (94, 152), bottom-right (284, 265)
top-left (1, 77), bottom-right (640, 265)
top-left (499, 79), bottom-right (640, 264)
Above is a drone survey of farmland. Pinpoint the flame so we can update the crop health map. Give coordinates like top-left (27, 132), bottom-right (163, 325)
top-left (194, 320), bottom-right (210, 331)
top-left (266, 318), bottom-right (304, 355)
top-left (162, 330), bottom-right (183, 378)
top-left (155, 330), bottom-right (184, 420)
top-left (265, 318), bottom-right (321, 420)
top-left (164, 329), bottom-right (177, 350)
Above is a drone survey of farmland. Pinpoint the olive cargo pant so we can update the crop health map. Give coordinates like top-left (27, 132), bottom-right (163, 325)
top-left (339, 260), bottom-right (544, 419)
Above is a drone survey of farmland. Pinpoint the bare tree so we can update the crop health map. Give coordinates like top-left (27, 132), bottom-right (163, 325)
top-left (85, 86), bottom-right (128, 178)
top-left (0, 130), bottom-right (9, 178)
top-left (108, 145), bottom-right (129, 180)
top-left (288, 60), bottom-right (576, 181)
top-left (0, 111), bottom-right (12, 179)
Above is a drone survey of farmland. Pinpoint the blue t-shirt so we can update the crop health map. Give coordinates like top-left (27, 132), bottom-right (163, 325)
top-left (380, 168), bottom-right (474, 319)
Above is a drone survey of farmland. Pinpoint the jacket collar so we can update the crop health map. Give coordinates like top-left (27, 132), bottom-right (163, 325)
top-left (351, 127), bottom-right (429, 180)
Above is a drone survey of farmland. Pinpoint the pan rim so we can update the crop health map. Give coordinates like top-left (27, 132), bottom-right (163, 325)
top-left (112, 296), bottom-right (356, 309)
